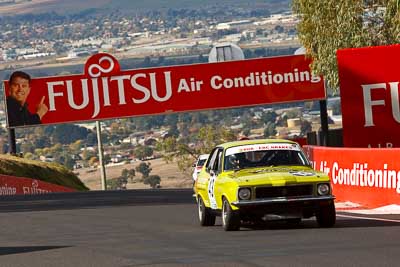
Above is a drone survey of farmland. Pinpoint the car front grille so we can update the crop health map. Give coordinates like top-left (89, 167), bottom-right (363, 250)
top-left (255, 185), bottom-right (313, 199)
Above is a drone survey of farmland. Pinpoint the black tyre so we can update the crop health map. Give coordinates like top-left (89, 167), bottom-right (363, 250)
top-left (316, 202), bottom-right (336, 227)
top-left (222, 198), bottom-right (241, 231)
top-left (198, 196), bottom-right (216, 226)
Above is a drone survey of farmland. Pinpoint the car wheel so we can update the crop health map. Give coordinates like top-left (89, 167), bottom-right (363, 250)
top-left (222, 198), bottom-right (240, 231)
top-left (198, 196), bottom-right (216, 226)
top-left (316, 202), bottom-right (336, 227)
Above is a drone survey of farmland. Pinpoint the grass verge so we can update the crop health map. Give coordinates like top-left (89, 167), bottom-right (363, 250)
top-left (0, 154), bottom-right (89, 191)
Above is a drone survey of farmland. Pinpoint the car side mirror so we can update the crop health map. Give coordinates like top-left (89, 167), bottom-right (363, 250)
top-left (192, 163), bottom-right (196, 168)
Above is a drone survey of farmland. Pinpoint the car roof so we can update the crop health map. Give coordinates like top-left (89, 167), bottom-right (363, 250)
top-left (198, 154), bottom-right (209, 159)
top-left (217, 139), bottom-right (297, 150)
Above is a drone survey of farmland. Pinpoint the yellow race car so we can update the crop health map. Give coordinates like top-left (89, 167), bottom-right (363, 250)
top-left (194, 139), bottom-right (335, 231)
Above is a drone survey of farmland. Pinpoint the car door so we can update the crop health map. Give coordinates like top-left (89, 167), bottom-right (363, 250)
top-left (206, 148), bottom-right (223, 210)
top-left (211, 148), bottom-right (224, 210)
top-left (196, 149), bottom-right (217, 207)
top-left (196, 148), bottom-right (217, 208)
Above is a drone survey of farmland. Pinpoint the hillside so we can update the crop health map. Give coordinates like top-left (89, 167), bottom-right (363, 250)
top-left (0, 0), bottom-right (291, 15)
top-left (77, 157), bottom-right (192, 190)
top-left (0, 154), bottom-right (89, 191)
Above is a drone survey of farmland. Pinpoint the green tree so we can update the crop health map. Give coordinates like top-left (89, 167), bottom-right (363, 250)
top-left (88, 156), bottom-right (98, 166)
top-left (63, 155), bottom-right (76, 170)
top-left (264, 122), bottom-right (277, 138)
top-left (20, 142), bottom-right (34, 154)
top-left (135, 162), bottom-right (152, 178)
top-left (142, 56), bottom-right (151, 67)
top-left (261, 110), bottom-right (278, 124)
top-left (168, 124), bottom-right (180, 137)
top-left (34, 148), bottom-right (44, 156)
top-left (158, 125), bottom-right (236, 173)
top-left (121, 168), bottom-right (129, 179)
top-left (143, 175), bottom-right (161, 188)
top-left (69, 140), bottom-right (82, 155)
top-left (24, 152), bottom-right (34, 160)
top-left (121, 168), bottom-right (136, 182)
top-left (197, 125), bottom-right (236, 154)
top-left (300, 120), bottom-right (313, 136)
top-left (107, 177), bottom-right (128, 190)
top-left (134, 145), bottom-right (153, 160)
top-left (52, 124), bottom-right (91, 144)
top-left (242, 128), bottom-right (251, 137)
top-left (292, 0), bottom-right (400, 91)
top-left (285, 109), bottom-right (301, 119)
top-left (128, 169), bottom-right (136, 182)
top-left (82, 149), bottom-right (96, 161)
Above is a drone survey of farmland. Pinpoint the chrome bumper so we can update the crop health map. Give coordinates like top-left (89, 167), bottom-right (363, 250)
top-left (232, 195), bottom-right (335, 207)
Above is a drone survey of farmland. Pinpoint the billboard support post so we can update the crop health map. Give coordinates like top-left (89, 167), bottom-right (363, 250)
top-left (319, 99), bottom-right (329, 146)
top-left (8, 128), bottom-right (16, 155)
top-left (96, 121), bottom-right (107, 190)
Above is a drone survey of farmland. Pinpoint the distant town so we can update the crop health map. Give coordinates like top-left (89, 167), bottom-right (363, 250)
top-left (0, 8), bottom-right (298, 66)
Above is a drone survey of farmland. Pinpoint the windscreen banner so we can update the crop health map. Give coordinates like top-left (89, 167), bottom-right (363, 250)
top-left (3, 53), bottom-right (325, 128)
top-left (0, 174), bottom-right (76, 196)
top-left (337, 44), bottom-right (400, 148)
top-left (303, 145), bottom-right (400, 208)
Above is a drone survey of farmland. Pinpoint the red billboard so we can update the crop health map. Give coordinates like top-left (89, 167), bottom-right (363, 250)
top-left (3, 53), bottom-right (325, 128)
top-left (0, 174), bottom-right (76, 196)
top-left (337, 44), bottom-right (400, 148)
top-left (304, 145), bottom-right (400, 209)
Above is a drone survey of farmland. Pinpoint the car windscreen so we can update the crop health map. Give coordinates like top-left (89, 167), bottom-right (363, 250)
top-left (224, 143), bottom-right (309, 171)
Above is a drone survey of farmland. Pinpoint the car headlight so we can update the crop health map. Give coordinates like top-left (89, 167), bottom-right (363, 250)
top-left (317, 184), bottom-right (330, 196)
top-left (238, 188), bottom-right (251, 200)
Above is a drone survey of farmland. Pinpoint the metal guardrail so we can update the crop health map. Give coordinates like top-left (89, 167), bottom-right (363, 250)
top-left (0, 189), bottom-right (195, 212)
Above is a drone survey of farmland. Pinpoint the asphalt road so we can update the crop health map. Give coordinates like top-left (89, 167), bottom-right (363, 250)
top-left (0, 190), bottom-right (399, 267)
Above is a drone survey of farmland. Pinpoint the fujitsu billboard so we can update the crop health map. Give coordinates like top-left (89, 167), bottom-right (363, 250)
top-left (3, 53), bottom-right (325, 128)
top-left (337, 44), bottom-right (400, 148)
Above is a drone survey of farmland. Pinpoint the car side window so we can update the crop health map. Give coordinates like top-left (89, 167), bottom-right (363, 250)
top-left (205, 148), bottom-right (219, 173)
top-left (214, 149), bottom-right (223, 173)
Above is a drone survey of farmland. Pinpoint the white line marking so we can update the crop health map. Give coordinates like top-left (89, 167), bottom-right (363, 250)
top-left (337, 214), bottom-right (400, 223)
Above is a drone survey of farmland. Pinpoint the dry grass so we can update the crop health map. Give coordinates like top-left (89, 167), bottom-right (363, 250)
top-left (0, 154), bottom-right (89, 191)
top-left (76, 157), bottom-right (193, 190)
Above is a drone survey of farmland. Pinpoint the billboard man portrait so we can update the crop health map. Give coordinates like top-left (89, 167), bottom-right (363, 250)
top-left (6, 71), bottom-right (48, 127)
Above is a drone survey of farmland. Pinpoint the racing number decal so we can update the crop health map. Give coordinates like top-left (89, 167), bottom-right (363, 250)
top-left (208, 174), bottom-right (218, 209)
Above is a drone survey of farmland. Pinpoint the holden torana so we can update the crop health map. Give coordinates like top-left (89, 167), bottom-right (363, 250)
top-left (194, 139), bottom-right (336, 231)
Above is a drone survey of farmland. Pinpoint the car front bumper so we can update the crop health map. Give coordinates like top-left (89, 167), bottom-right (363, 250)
top-left (231, 195), bottom-right (335, 219)
top-left (232, 195), bottom-right (335, 207)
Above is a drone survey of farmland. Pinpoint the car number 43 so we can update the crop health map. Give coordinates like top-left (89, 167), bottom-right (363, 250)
top-left (207, 175), bottom-right (218, 209)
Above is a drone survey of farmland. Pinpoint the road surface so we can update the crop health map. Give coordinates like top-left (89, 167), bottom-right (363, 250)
top-left (0, 190), bottom-right (399, 267)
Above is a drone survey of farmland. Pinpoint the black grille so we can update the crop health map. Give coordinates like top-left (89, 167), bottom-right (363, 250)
top-left (255, 185), bottom-right (313, 199)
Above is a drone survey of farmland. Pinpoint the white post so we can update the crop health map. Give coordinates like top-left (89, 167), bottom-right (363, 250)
top-left (96, 121), bottom-right (107, 190)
